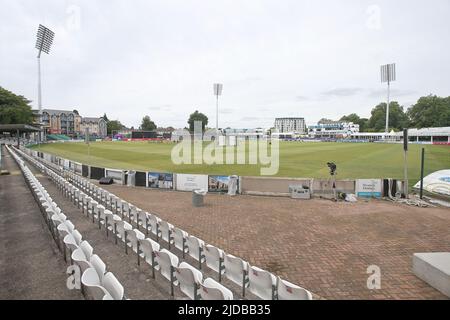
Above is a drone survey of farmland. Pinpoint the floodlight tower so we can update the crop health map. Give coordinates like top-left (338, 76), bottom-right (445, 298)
top-left (35, 24), bottom-right (55, 112)
top-left (380, 63), bottom-right (396, 135)
top-left (213, 83), bottom-right (223, 134)
top-left (35, 24), bottom-right (55, 142)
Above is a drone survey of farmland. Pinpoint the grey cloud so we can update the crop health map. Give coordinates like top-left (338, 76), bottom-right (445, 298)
top-left (148, 105), bottom-right (172, 111)
top-left (321, 88), bottom-right (364, 97)
top-left (367, 89), bottom-right (417, 98)
top-left (219, 108), bottom-right (235, 114)
top-left (241, 116), bottom-right (259, 122)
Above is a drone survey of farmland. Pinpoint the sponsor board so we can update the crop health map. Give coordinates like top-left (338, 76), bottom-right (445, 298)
top-left (356, 179), bottom-right (382, 198)
top-left (208, 175), bottom-right (233, 193)
top-left (176, 174), bottom-right (208, 191)
top-left (148, 172), bottom-right (174, 189)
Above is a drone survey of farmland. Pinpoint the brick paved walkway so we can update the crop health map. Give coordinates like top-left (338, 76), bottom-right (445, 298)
top-left (97, 183), bottom-right (450, 300)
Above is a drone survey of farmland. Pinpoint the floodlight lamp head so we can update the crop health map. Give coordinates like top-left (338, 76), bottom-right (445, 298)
top-left (35, 24), bottom-right (55, 56)
top-left (380, 63), bottom-right (396, 84)
top-left (213, 83), bottom-right (223, 96)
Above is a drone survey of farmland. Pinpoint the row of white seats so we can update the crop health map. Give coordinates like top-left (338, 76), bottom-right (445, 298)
top-left (44, 164), bottom-right (232, 300)
top-left (17, 146), bottom-right (313, 300)
top-left (67, 168), bottom-right (312, 300)
top-left (8, 146), bottom-right (125, 300)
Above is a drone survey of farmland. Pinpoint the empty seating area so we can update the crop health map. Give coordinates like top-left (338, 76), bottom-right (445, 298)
top-left (6, 146), bottom-right (125, 300)
top-left (11, 145), bottom-right (314, 300)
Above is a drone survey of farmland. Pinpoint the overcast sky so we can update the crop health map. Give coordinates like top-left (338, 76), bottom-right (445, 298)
top-left (1, 0), bottom-right (449, 129)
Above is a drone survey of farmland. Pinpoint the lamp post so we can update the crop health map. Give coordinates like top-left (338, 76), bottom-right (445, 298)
top-left (380, 63), bottom-right (396, 137)
top-left (213, 83), bottom-right (223, 135)
top-left (35, 24), bottom-right (55, 142)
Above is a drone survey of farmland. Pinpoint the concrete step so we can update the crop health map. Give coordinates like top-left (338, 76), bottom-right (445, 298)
top-left (413, 252), bottom-right (450, 298)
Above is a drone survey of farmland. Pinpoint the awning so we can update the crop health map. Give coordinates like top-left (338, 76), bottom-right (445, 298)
top-left (0, 124), bottom-right (42, 133)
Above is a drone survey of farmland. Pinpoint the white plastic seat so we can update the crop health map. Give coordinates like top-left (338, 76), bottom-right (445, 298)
top-left (83, 197), bottom-right (93, 214)
top-left (173, 227), bottom-right (189, 258)
top-left (50, 212), bottom-right (66, 229)
top-left (102, 272), bottom-right (124, 300)
top-left (138, 238), bottom-right (160, 277)
top-left (137, 211), bottom-right (149, 233)
top-left (224, 254), bottom-right (249, 296)
top-left (115, 199), bottom-right (123, 216)
top-left (155, 249), bottom-right (179, 296)
top-left (104, 192), bottom-right (112, 210)
top-left (204, 244), bottom-right (225, 281)
top-left (248, 266), bottom-right (277, 300)
top-left (63, 230), bottom-right (80, 254)
top-left (73, 189), bottom-right (80, 205)
top-left (42, 201), bottom-right (56, 214)
top-left (81, 268), bottom-right (109, 300)
top-left (96, 205), bottom-right (108, 229)
top-left (81, 255), bottom-right (107, 290)
top-left (95, 188), bottom-right (102, 202)
top-left (101, 189), bottom-right (109, 205)
top-left (87, 200), bottom-right (98, 218)
top-left (159, 221), bottom-right (174, 248)
top-left (186, 236), bottom-right (205, 269)
top-left (57, 220), bottom-right (75, 240)
top-left (81, 257), bottom-right (110, 300)
top-left (93, 204), bottom-right (105, 224)
top-left (90, 254), bottom-right (107, 282)
top-left (148, 214), bottom-right (161, 240)
top-left (63, 233), bottom-right (79, 261)
top-left (122, 202), bottom-right (130, 219)
top-left (109, 195), bottom-right (118, 213)
top-left (115, 220), bottom-right (133, 245)
top-left (72, 241), bottom-right (94, 274)
top-left (103, 210), bottom-right (115, 237)
top-left (106, 214), bottom-right (121, 237)
top-left (129, 206), bottom-right (140, 224)
top-left (125, 228), bottom-right (145, 257)
top-left (69, 229), bottom-right (81, 244)
top-left (175, 262), bottom-right (203, 300)
top-left (200, 278), bottom-right (234, 300)
top-left (277, 277), bottom-right (313, 300)
top-left (63, 182), bottom-right (70, 197)
top-left (78, 193), bottom-right (86, 210)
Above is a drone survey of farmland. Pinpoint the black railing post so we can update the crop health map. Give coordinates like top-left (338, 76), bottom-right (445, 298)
top-left (420, 148), bottom-right (425, 199)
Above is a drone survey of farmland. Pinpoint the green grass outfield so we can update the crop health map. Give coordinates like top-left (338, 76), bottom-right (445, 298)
top-left (31, 141), bottom-right (449, 185)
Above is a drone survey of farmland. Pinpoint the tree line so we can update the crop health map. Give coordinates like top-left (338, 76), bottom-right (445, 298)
top-left (338, 95), bottom-right (450, 132)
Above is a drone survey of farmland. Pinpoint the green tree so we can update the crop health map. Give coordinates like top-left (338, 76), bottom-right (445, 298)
top-left (339, 113), bottom-right (369, 132)
top-left (367, 102), bottom-right (409, 132)
top-left (407, 95), bottom-right (450, 128)
top-left (140, 115), bottom-right (157, 131)
top-left (318, 118), bottom-right (334, 124)
top-left (339, 113), bottom-right (360, 124)
top-left (188, 110), bottom-right (208, 132)
top-left (0, 87), bottom-right (34, 124)
top-left (107, 120), bottom-right (123, 135)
